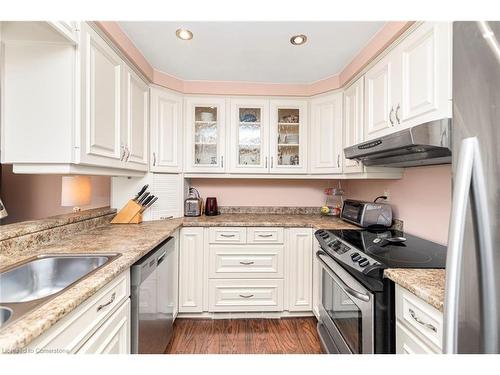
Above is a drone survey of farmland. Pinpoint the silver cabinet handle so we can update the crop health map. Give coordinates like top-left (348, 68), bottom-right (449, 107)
top-left (239, 294), bottom-right (254, 298)
top-left (337, 154), bottom-right (340, 168)
top-left (408, 308), bottom-right (437, 332)
top-left (220, 234), bottom-right (235, 238)
top-left (395, 104), bottom-right (401, 124)
top-left (120, 145), bottom-right (125, 161)
top-left (271, 156), bottom-right (274, 168)
top-left (97, 292), bottom-right (116, 312)
top-left (257, 234), bottom-right (273, 238)
top-left (239, 261), bottom-right (254, 265)
top-left (152, 152), bottom-right (156, 166)
top-left (125, 147), bottom-right (131, 162)
top-left (265, 156), bottom-right (268, 168)
top-left (220, 155), bottom-right (224, 168)
top-left (444, 137), bottom-right (497, 353)
top-left (389, 107), bottom-right (395, 126)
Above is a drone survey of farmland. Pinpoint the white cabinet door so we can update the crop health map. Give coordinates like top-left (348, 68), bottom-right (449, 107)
top-left (399, 22), bottom-right (452, 127)
top-left (77, 299), bottom-right (131, 354)
top-left (229, 98), bottom-right (270, 173)
top-left (343, 77), bottom-right (365, 173)
top-left (364, 54), bottom-right (396, 140)
top-left (287, 228), bottom-right (313, 311)
top-left (80, 23), bottom-right (123, 167)
top-left (179, 227), bottom-right (204, 313)
top-left (269, 99), bottom-right (308, 174)
top-left (184, 97), bottom-right (227, 173)
top-left (123, 67), bottom-right (148, 169)
top-left (310, 93), bottom-right (343, 174)
top-left (150, 87), bottom-right (183, 173)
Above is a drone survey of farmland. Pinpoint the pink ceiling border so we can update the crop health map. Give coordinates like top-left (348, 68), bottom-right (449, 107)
top-left (95, 21), bottom-right (414, 96)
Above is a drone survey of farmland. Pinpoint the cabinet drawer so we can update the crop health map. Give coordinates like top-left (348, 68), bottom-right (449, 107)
top-left (77, 299), bottom-right (130, 354)
top-left (396, 285), bottom-right (443, 351)
top-left (208, 227), bottom-right (247, 244)
top-left (208, 245), bottom-right (284, 278)
top-left (27, 271), bottom-right (130, 353)
top-left (208, 279), bottom-right (284, 312)
top-left (247, 227), bottom-right (284, 244)
top-left (396, 321), bottom-right (437, 354)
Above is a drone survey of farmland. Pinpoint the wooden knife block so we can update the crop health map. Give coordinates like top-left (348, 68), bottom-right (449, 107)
top-left (111, 200), bottom-right (143, 224)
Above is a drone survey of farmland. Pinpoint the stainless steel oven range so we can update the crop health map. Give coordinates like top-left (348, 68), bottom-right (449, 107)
top-left (315, 229), bottom-right (447, 354)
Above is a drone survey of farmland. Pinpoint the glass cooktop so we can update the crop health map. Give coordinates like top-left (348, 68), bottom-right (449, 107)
top-left (329, 229), bottom-right (447, 269)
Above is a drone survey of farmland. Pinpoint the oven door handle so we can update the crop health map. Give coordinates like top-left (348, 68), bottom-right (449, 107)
top-left (316, 251), bottom-right (371, 302)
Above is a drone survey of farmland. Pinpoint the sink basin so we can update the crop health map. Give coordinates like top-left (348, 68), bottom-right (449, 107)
top-left (0, 307), bottom-right (12, 327)
top-left (0, 255), bottom-right (114, 303)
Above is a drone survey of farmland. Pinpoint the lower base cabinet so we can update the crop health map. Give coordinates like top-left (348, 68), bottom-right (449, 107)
top-left (179, 226), bottom-right (312, 315)
top-left (26, 272), bottom-right (131, 354)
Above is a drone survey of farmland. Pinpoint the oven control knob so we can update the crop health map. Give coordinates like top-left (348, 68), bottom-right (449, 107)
top-left (359, 259), bottom-right (370, 267)
top-left (350, 252), bottom-right (361, 261)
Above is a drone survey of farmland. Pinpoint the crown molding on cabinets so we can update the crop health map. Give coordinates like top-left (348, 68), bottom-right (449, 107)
top-left (94, 21), bottom-right (415, 97)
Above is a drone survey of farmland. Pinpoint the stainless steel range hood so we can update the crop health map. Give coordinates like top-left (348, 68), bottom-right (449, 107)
top-left (344, 119), bottom-right (452, 167)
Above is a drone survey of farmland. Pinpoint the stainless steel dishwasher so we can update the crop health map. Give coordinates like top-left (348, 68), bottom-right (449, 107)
top-left (131, 236), bottom-right (175, 354)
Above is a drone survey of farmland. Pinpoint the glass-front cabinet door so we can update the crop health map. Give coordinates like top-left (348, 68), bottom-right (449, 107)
top-left (184, 97), bottom-right (226, 173)
top-left (270, 100), bottom-right (308, 174)
top-left (229, 98), bottom-right (269, 173)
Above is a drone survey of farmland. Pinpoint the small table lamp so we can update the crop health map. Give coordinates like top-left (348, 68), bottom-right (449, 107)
top-left (61, 176), bottom-right (91, 212)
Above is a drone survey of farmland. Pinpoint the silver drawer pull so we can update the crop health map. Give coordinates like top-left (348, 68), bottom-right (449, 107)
top-left (220, 234), bottom-right (236, 238)
top-left (257, 234), bottom-right (273, 238)
top-left (409, 308), bottom-right (437, 332)
top-left (239, 294), bottom-right (254, 298)
top-left (97, 292), bottom-right (116, 312)
top-left (239, 261), bottom-right (254, 265)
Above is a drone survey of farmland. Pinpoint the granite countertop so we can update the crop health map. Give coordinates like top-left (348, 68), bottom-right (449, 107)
top-left (384, 268), bottom-right (446, 312)
top-left (0, 214), bottom-right (354, 352)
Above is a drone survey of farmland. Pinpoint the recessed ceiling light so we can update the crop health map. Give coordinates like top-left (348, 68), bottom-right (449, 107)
top-left (176, 28), bottom-right (193, 40)
top-left (290, 34), bottom-right (307, 46)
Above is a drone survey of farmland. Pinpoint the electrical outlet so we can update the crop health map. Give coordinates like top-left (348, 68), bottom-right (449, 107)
top-left (383, 190), bottom-right (391, 201)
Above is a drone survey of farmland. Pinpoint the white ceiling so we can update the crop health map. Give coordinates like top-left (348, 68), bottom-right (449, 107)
top-left (119, 21), bottom-right (385, 84)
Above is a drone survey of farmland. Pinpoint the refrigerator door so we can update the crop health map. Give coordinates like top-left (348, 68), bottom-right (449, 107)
top-left (445, 21), bottom-right (500, 354)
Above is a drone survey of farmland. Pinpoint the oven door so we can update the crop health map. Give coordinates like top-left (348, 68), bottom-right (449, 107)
top-left (316, 251), bottom-right (374, 354)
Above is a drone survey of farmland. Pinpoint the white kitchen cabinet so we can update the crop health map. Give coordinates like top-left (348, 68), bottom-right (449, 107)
top-left (269, 99), bottom-right (308, 174)
top-left (179, 227), bottom-right (205, 313)
top-left (229, 98), bottom-right (270, 173)
top-left (364, 52), bottom-right (399, 139)
top-left (287, 228), bottom-right (313, 311)
top-left (26, 272), bottom-right (130, 354)
top-left (76, 299), bottom-right (130, 354)
top-left (1, 21), bottom-right (147, 176)
top-left (171, 229), bottom-right (180, 319)
top-left (364, 22), bottom-right (451, 141)
top-left (184, 96), bottom-right (227, 173)
top-left (123, 66), bottom-right (149, 168)
top-left (395, 285), bottom-right (443, 354)
top-left (309, 92), bottom-right (343, 174)
top-left (398, 22), bottom-right (452, 127)
top-left (343, 77), bottom-right (365, 173)
top-left (150, 86), bottom-right (183, 173)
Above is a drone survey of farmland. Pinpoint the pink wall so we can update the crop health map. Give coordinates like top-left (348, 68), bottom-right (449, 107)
top-left (0, 164), bottom-right (111, 224)
top-left (191, 179), bottom-right (339, 207)
top-left (345, 165), bottom-right (452, 244)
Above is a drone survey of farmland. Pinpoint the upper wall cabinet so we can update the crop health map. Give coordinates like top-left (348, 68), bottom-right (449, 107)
top-left (184, 97), bottom-right (227, 173)
top-left (1, 21), bottom-right (148, 176)
top-left (343, 77), bottom-right (364, 173)
top-left (229, 98), bottom-right (270, 173)
top-left (364, 22), bottom-right (451, 141)
top-left (310, 93), bottom-right (343, 174)
top-left (269, 100), bottom-right (308, 174)
top-left (150, 86), bottom-right (183, 173)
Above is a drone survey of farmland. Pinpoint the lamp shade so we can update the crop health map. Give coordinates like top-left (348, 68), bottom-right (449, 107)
top-left (61, 176), bottom-right (91, 207)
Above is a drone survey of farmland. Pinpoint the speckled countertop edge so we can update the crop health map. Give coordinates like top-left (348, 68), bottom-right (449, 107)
top-left (384, 268), bottom-right (446, 312)
top-left (0, 214), bottom-right (356, 352)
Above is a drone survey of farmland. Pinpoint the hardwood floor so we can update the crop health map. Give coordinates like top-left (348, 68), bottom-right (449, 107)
top-left (164, 317), bottom-right (324, 354)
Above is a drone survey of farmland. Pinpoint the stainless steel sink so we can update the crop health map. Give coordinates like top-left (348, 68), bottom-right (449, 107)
top-left (0, 307), bottom-right (12, 326)
top-left (0, 253), bottom-right (121, 329)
